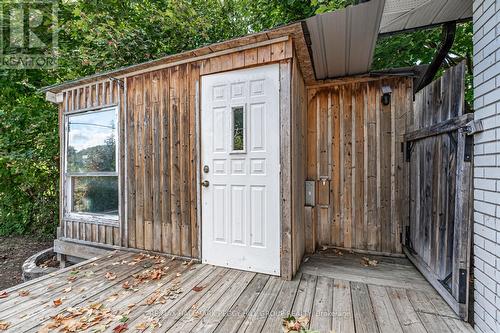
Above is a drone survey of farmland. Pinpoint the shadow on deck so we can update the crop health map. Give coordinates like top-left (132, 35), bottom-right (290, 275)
top-left (0, 250), bottom-right (474, 332)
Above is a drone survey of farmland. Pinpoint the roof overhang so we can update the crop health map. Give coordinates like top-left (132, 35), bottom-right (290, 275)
top-left (380, 0), bottom-right (472, 35)
top-left (305, 0), bottom-right (472, 80)
top-left (305, 0), bottom-right (386, 80)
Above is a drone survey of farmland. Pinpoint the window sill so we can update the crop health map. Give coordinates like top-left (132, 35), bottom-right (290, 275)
top-left (64, 213), bottom-right (119, 227)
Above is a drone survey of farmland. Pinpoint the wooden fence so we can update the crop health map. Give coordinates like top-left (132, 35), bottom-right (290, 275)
top-left (403, 62), bottom-right (476, 319)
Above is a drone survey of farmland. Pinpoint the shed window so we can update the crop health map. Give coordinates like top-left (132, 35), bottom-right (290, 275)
top-left (65, 108), bottom-right (118, 220)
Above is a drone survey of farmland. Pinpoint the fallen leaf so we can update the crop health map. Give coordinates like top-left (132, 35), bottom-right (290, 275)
top-left (361, 257), bottom-right (378, 267)
top-left (192, 286), bottom-right (204, 292)
top-left (119, 315), bottom-right (129, 323)
top-left (105, 272), bottom-right (117, 280)
top-left (135, 322), bottom-right (148, 330)
top-left (334, 249), bottom-right (344, 256)
top-left (63, 287), bottom-right (72, 293)
top-left (53, 298), bottom-right (63, 307)
top-left (0, 321), bottom-right (10, 330)
top-left (282, 315), bottom-right (310, 333)
top-left (0, 291), bottom-right (8, 299)
top-left (18, 290), bottom-right (30, 297)
top-left (122, 281), bottom-right (130, 289)
top-left (67, 276), bottom-right (77, 282)
top-left (113, 323), bottom-right (128, 332)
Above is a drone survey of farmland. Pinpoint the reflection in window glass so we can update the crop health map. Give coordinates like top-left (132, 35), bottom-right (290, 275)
top-left (71, 176), bottom-right (118, 215)
top-left (67, 110), bottom-right (116, 172)
top-left (232, 106), bottom-right (244, 151)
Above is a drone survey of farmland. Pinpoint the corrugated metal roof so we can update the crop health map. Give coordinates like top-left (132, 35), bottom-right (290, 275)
top-left (305, 0), bottom-right (386, 80)
top-left (380, 0), bottom-right (472, 34)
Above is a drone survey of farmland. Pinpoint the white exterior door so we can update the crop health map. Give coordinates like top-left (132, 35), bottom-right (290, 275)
top-left (201, 64), bottom-right (280, 275)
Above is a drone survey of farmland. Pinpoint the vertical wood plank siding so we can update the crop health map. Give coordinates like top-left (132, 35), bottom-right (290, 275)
top-left (306, 77), bottom-right (412, 254)
top-left (125, 64), bottom-right (198, 257)
top-left (60, 80), bottom-right (123, 246)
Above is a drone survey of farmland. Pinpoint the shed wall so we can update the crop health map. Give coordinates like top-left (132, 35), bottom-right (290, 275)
top-left (58, 39), bottom-right (295, 264)
top-left (305, 77), bottom-right (412, 254)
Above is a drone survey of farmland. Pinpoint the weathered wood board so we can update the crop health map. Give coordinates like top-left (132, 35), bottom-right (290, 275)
top-left (404, 62), bottom-right (472, 320)
top-left (306, 77), bottom-right (412, 254)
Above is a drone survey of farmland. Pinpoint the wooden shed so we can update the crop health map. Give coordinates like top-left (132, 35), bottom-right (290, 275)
top-left (43, 18), bottom-right (414, 280)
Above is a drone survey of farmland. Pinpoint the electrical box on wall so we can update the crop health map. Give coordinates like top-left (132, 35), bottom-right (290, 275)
top-left (305, 181), bottom-right (315, 207)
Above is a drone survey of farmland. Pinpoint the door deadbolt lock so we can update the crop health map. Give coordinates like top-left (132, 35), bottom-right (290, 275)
top-left (201, 180), bottom-right (210, 187)
top-left (203, 165), bottom-right (209, 173)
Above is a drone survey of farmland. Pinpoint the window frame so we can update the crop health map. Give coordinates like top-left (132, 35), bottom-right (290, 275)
top-left (63, 106), bottom-right (120, 224)
top-left (230, 103), bottom-right (247, 154)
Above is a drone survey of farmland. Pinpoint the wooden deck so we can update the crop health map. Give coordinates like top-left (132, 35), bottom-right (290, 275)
top-left (0, 250), bottom-right (474, 333)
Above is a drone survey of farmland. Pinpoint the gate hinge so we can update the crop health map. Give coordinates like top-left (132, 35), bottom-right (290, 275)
top-left (464, 135), bottom-right (473, 162)
top-left (458, 268), bottom-right (467, 304)
top-left (462, 119), bottom-right (483, 135)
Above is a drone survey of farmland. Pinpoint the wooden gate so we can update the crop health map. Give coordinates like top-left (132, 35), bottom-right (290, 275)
top-left (403, 63), bottom-right (480, 320)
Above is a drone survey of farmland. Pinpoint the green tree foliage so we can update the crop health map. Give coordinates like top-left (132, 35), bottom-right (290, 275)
top-left (0, 0), bottom-right (473, 236)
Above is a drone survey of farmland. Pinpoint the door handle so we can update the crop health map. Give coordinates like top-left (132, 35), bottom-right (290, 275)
top-left (201, 180), bottom-right (210, 188)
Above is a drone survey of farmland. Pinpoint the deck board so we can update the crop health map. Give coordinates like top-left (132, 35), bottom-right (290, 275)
top-left (0, 251), bottom-right (474, 333)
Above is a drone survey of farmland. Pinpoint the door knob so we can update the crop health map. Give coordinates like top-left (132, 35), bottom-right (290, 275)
top-left (201, 180), bottom-right (210, 188)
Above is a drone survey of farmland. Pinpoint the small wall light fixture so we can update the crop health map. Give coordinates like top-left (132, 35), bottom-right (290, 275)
top-left (381, 85), bottom-right (392, 106)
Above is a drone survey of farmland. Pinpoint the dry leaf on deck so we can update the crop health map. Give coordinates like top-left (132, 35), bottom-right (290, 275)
top-left (0, 291), bottom-right (8, 299)
top-left (18, 290), bottom-right (30, 297)
top-left (192, 286), bottom-right (204, 292)
top-left (0, 322), bottom-right (10, 330)
top-left (105, 272), bottom-right (117, 280)
top-left (135, 322), bottom-right (148, 330)
top-left (122, 281), bottom-right (130, 289)
top-left (63, 286), bottom-right (72, 293)
top-left (112, 323), bottom-right (128, 333)
top-left (53, 298), bottom-right (63, 307)
top-left (361, 257), bottom-right (378, 267)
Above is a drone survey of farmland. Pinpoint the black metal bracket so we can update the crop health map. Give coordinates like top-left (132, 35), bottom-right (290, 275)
top-left (464, 134), bottom-right (473, 162)
top-left (439, 272), bottom-right (453, 293)
top-left (458, 269), bottom-right (467, 304)
top-left (405, 141), bottom-right (415, 162)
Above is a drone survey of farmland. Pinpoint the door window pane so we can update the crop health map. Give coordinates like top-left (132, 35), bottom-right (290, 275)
top-left (67, 109), bottom-right (117, 172)
top-left (232, 106), bottom-right (245, 151)
top-left (71, 176), bottom-right (118, 215)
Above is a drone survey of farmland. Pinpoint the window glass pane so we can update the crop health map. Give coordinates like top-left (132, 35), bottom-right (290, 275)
top-left (67, 109), bottom-right (117, 172)
top-left (71, 176), bottom-right (118, 216)
top-left (232, 106), bottom-right (244, 151)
